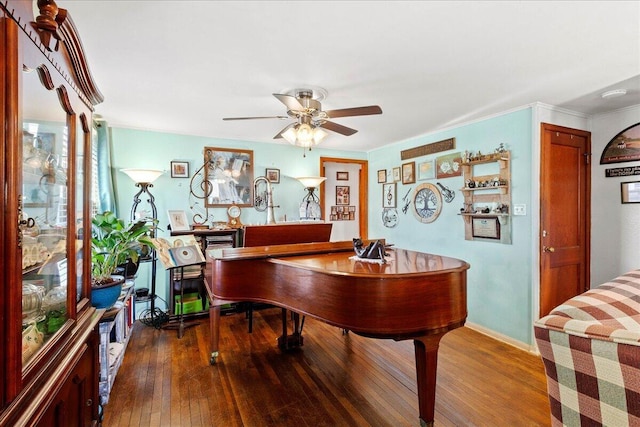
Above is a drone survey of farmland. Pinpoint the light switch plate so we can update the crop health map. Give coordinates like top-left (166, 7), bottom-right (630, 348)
top-left (513, 204), bottom-right (526, 216)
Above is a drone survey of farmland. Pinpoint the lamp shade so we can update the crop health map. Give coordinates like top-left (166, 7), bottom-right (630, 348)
top-left (296, 176), bottom-right (327, 188)
top-left (283, 124), bottom-right (328, 148)
top-left (121, 168), bottom-right (163, 184)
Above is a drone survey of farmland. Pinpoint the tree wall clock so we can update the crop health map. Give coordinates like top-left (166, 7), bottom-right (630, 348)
top-left (412, 183), bottom-right (443, 223)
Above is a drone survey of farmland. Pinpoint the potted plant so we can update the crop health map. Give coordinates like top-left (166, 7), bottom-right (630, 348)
top-left (91, 211), bottom-right (157, 308)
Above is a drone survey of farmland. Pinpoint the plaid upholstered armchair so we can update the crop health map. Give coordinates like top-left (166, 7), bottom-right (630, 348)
top-left (534, 270), bottom-right (640, 426)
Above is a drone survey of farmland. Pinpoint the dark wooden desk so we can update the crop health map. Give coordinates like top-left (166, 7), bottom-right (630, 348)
top-left (205, 241), bottom-right (469, 427)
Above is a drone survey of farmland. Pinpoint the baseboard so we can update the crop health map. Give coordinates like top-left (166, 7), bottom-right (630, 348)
top-left (465, 322), bottom-right (538, 355)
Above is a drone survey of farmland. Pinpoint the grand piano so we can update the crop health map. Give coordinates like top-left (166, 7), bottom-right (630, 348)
top-left (204, 240), bottom-right (469, 427)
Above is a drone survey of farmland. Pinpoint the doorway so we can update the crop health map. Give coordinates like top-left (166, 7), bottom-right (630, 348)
top-left (320, 157), bottom-right (368, 241)
top-left (539, 123), bottom-right (591, 317)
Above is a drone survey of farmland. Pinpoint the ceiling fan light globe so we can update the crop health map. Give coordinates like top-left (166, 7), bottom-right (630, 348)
top-left (312, 127), bottom-right (327, 144)
top-left (282, 126), bottom-right (298, 144)
top-left (297, 123), bottom-right (313, 144)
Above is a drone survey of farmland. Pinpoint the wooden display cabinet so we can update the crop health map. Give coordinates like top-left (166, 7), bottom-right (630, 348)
top-left (0, 1), bottom-right (104, 425)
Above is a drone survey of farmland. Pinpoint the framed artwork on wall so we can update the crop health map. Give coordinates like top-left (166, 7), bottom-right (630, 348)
top-left (337, 171), bottom-right (349, 181)
top-left (266, 168), bottom-right (280, 183)
top-left (436, 152), bottom-right (462, 179)
top-left (392, 167), bottom-right (401, 182)
top-left (600, 122), bottom-right (640, 164)
top-left (204, 147), bottom-right (254, 207)
top-left (402, 162), bottom-right (416, 184)
top-left (382, 183), bottom-right (396, 208)
top-left (336, 185), bottom-right (350, 205)
top-left (417, 159), bottom-right (436, 180)
top-left (377, 169), bottom-right (387, 183)
top-left (621, 181), bottom-right (640, 203)
top-left (171, 161), bottom-right (189, 178)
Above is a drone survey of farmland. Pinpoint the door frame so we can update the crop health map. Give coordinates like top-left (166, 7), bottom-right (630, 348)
top-left (319, 157), bottom-right (368, 240)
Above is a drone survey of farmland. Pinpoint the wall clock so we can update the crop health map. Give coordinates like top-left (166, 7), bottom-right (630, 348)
top-left (227, 204), bottom-right (243, 228)
top-left (412, 183), bottom-right (443, 223)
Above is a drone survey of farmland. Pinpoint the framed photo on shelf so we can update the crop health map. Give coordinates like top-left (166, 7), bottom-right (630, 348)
top-left (171, 161), bottom-right (189, 178)
top-left (266, 168), bottom-right (280, 183)
top-left (402, 162), bottom-right (416, 184)
top-left (336, 171), bottom-right (349, 181)
top-left (336, 185), bottom-right (350, 205)
top-left (377, 169), bottom-right (387, 183)
top-left (167, 210), bottom-right (190, 231)
top-left (382, 183), bottom-right (397, 208)
top-left (471, 216), bottom-right (500, 239)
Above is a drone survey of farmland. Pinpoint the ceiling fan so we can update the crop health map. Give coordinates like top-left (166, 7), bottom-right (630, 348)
top-left (222, 88), bottom-right (382, 146)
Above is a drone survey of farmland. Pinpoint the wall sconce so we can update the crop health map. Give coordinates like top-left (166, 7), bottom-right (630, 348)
top-left (296, 176), bottom-right (327, 220)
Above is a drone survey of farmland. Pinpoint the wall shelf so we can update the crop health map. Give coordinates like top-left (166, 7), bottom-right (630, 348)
top-left (460, 151), bottom-right (512, 243)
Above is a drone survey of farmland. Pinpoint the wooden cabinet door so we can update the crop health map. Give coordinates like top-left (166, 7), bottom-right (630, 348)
top-left (37, 342), bottom-right (97, 427)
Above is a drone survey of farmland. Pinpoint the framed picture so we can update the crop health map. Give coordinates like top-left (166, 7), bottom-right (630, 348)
top-left (418, 159), bottom-right (436, 180)
top-left (382, 183), bottom-right (397, 208)
top-left (472, 216), bottom-right (500, 239)
top-left (204, 147), bottom-right (254, 207)
top-left (600, 122), bottom-right (640, 165)
top-left (337, 171), bottom-right (349, 181)
top-left (167, 210), bottom-right (190, 231)
top-left (266, 168), bottom-right (280, 183)
top-left (402, 162), bottom-right (416, 184)
top-left (392, 167), bottom-right (401, 182)
top-left (621, 181), bottom-right (640, 203)
top-left (436, 152), bottom-right (462, 179)
top-left (171, 161), bottom-right (189, 178)
top-left (377, 169), bottom-right (387, 184)
top-left (336, 185), bottom-right (350, 205)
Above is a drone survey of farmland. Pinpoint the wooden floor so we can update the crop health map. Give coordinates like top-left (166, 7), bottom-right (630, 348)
top-left (101, 308), bottom-right (551, 426)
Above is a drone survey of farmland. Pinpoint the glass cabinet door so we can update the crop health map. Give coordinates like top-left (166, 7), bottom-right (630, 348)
top-left (20, 64), bottom-right (72, 368)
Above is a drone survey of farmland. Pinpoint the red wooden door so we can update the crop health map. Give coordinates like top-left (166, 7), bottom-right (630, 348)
top-left (540, 123), bottom-right (591, 317)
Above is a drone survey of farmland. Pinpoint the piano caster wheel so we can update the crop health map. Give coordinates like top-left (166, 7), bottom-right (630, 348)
top-left (342, 329), bottom-right (349, 335)
top-left (210, 352), bottom-right (219, 365)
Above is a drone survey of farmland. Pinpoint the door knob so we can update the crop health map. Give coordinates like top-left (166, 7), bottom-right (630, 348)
top-left (543, 246), bottom-right (555, 253)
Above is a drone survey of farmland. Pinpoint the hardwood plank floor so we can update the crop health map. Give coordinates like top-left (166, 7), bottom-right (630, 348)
top-left (101, 308), bottom-right (551, 426)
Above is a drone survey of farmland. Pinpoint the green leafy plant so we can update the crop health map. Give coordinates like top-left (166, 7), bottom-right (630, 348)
top-left (91, 211), bottom-right (158, 286)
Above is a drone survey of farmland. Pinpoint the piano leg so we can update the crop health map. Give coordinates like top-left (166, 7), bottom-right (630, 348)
top-left (413, 333), bottom-right (446, 427)
top-left (277, 308), bottom-right (304, 350)
top-left (209, 305), bottom-right (220, 364)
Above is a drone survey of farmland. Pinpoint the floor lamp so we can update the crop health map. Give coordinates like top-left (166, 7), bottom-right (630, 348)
top-left (121, 168), bottom-right (166, 327)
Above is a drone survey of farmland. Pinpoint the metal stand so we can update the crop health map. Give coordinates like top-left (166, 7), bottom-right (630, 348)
top-left (163, 266), bottom-right (201, 338)
top-left (130, 181), bottom-right (167, 328)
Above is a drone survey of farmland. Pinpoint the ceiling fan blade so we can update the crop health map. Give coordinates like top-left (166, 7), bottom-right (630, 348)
top-left (223, 116), bottom-right (288, 121)
top-left (324, 105), bottom-right (382, 119)
top-left (273, 93), bottom-right (305, 111)
top-left (319, 121), bottom-right (358, 136)
top-left (273, 123), bottom-right (295, 139)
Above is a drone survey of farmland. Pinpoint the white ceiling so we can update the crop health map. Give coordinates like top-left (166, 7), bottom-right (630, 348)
top-left (62, 1), bottom-right (640, 152)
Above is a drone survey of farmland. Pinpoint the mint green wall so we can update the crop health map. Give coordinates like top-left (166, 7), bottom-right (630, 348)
top-left (368, 108), bottom-right (534, 345)
top-left (108, 110), bottom-right (534, 344)
top-left (108, 127), bottom-right (366, 313)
